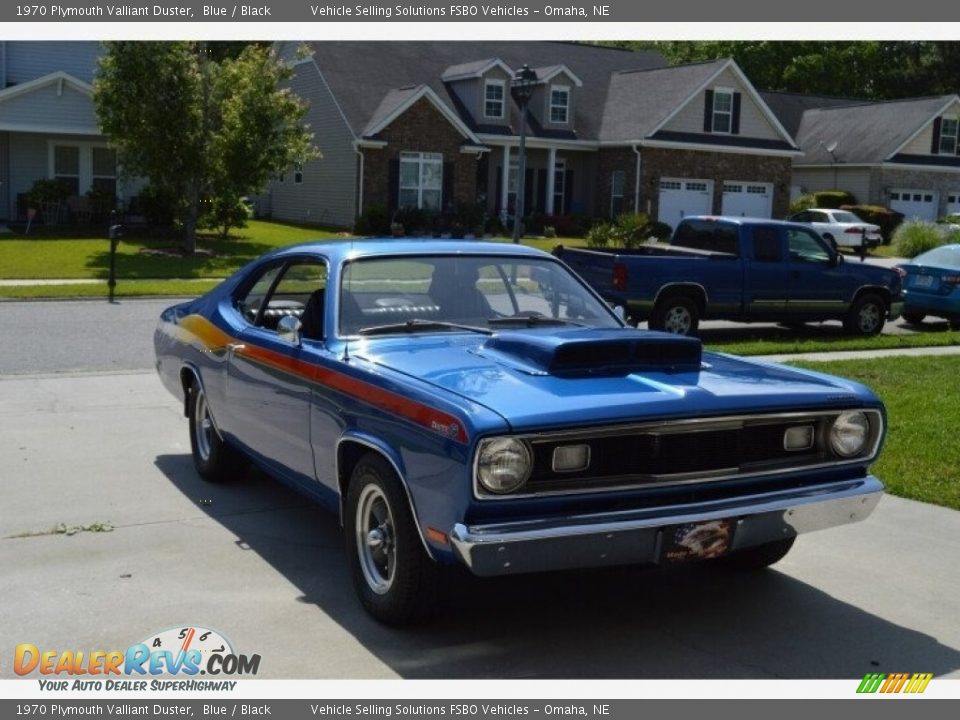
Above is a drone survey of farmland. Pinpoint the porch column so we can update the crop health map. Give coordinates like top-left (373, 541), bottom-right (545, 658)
top-left (500, 144), bottom-right (511, 223)
top-left (545, 147), bottom-right (557, 215)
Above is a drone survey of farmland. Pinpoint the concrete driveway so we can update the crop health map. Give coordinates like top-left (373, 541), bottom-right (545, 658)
top-left (2, 369), bottom-right (959, 679)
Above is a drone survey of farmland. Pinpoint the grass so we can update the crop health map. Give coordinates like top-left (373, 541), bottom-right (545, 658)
top-left (705, 325), bottom-right (960, 356)
top-left (789, 356), bottom-right (960, 510)
top-left (0, 280), bottom-right (223, 300)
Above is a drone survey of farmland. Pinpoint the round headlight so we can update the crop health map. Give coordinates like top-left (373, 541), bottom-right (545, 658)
top-left (829, 411), bottom-right (870, 458)
top-left (477, 438), bottom-right (532, 494)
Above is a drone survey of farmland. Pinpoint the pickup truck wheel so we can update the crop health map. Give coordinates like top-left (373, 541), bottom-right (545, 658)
top-left (649, 296), bottom-right (700, 336)
top-left (345, 453), bottom-right (440, 625)
top-left (902, 312), bottom-right (925, 325)
top-left (187, 380), bottom-right (246, 482)
top-left (720, 537), bottom-right (795, 570)
top-left (844, 294), bottom-right (885, 336)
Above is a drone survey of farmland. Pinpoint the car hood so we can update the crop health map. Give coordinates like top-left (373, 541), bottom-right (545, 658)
top-left (350, 328), bottom-right (875, 432)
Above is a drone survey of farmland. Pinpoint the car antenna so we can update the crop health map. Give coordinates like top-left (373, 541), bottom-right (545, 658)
top-left (342, 337), bottom-right (350, 362)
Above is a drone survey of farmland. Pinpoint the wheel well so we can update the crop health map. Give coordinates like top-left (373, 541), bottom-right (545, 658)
top-left (852, 286), bottom-right (891, 307)
top-left (179, 367), bottom-right (199, 417)
top-left (655, 285), bottom-right (706, 314)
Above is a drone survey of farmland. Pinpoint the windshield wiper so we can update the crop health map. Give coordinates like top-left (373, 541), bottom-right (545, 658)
top-left (488, 315), bottom-right (585, 328)
top-left (357, 319), bottom-right (493, 337)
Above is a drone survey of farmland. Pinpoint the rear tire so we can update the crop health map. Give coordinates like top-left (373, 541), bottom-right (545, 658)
top-left (902, 312), bottom-right (925, 325)
top-left (344, 453), bottom-right (442, 625)
top-left (720, 537), bottom-right (795, 570)
top-left (187, 379), bottom-right (246, 483)
top-left (950, 320), bottom-right (960, 331)
top-left (649, 295), bottom-right (700, 336)
top-left (843, 293), bottom-right (886, 336)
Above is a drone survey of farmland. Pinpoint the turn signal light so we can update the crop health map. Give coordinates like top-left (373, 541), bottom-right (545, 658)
top-left (612, 262), bottom-right (628, 291)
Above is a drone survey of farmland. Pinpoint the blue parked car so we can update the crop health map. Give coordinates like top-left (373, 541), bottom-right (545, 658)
top-left (155, 240), bottom-right (887, 624)
top-left (897, 244), bottom-right (960, 329)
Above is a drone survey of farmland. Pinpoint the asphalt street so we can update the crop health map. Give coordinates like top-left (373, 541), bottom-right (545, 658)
top-left (1, 298), bottom-right (958, 679)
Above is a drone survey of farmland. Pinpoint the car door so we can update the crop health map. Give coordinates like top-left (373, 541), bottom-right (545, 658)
top-left (225, 258), bottom-right (329, 487)
top-left (743, 224), bottom-right (789, 318)
top-left (785, 227), bottom-right (847, 316)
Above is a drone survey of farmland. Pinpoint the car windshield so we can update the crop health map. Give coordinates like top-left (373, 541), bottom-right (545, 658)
top-left (913, 244), bottom-right (960, 270)
top-left (339, 255), bottom-right (621, 336)
top-left (832, 211), bottom-right (862, 223)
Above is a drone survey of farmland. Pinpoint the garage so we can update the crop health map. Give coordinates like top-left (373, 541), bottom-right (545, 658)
top-left (947, 192), bottom-right (960, 218)
top-left (721, 182), bottom-right (773, 219)
top-left (658, 178), bottom-right (714, 230)
top-left (889, 189), bottom-right (938, 221)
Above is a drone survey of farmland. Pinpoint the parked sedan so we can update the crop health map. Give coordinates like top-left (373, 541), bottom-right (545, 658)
top-left (896, 244), bottom-right (960, 329)
top-left (788, 208), bottom-right (883, 250)
top-left (155, 240), bottom-right (888, 624)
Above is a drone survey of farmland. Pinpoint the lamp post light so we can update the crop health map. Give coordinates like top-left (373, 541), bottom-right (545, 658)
top-left (510, 64), bottom-right (537, 244)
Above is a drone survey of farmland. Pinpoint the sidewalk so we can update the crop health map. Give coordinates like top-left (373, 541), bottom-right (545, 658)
top-left (0, 277), bottom-right (224, 286)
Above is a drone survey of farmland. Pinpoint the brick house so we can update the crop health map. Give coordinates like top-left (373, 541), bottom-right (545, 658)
top-left (763, 91), bottom-right (960, 220)
top-left (267, 42), bottom-right (800, 231)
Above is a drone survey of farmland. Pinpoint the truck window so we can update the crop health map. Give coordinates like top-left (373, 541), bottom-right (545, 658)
top-left (788, 229), bottom-right (832, 264)
top-left (752, 227), bottom-right (783, 262)
top-left (674, 220), bottom-right (739, 255)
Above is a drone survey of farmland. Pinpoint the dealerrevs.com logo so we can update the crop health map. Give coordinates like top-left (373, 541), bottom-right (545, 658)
top-left (14, 626), bottom-right (260, 691)
top-left (857, 673), bottom-right (933, 695)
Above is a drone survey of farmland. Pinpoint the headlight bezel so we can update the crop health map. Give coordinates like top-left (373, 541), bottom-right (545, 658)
top-left (828, 410), bottom-right (873, 458)
top-left (475, 437), bottom-right (533, 495)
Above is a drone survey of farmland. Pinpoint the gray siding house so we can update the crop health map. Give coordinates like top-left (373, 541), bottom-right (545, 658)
top-left (0, 41), bottom-right (133, 222)
top-left (763, 91), bottom-right (960, 220)
top-left (267, 42), bottom-right (800, 231)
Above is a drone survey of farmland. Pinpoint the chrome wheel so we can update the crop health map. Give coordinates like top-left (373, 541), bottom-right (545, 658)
top-left (193, 386), bottom-right (213, 463)
top-left (355, 484), bottom-right (396, 595)
top-left (664, 305), bottom-right (693, 334)
top-left (857, 302), bottom-right (882, 334)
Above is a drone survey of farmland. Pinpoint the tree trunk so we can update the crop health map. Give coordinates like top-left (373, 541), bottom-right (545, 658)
top-left (182, 178), bottom-right (200, 255)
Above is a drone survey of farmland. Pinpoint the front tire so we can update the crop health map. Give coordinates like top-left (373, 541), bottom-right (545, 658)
top-left (344, 453), bottom-right (441, 625)
top-left (720, 537), bottom-right (795, 570)
top-left (649, 295), bottom-right (700, 336)
top-left (187, 379), bottom-right (246, 482)
top-left (843, 293), bottom-right (886, 336)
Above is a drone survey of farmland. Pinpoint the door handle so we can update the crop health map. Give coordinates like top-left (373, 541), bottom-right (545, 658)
top-left (226, 342), bottom-right (246, 354)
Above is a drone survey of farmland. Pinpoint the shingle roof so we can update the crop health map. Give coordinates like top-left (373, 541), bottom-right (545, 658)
top-left (791, 95), bottom-right (957, 164)
top-left (302, 41), bottom-right (666, 141)
top-left (598, 59), bottom-right (729, 142)
top-left (760, 91), bottom-right (865, 137)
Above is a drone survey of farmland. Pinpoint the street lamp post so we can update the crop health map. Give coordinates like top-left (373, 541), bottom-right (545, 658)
top-left (511, 64), bottom-right (538, 244)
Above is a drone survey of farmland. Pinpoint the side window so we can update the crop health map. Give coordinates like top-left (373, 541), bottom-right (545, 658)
top-left (788, 229), bottom-right (831, 264)
top-left (752, 227), bottom-right (783, 262)
top-left (235, 264), bottom-right (285, 324)
top-left (260, 261), bottom-right (328, 333)
top-left (810, 211), bottom-right (829, 223)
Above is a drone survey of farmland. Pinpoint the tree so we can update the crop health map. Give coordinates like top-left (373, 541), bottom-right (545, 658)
top-left (94, 42), bottom-right (317, 252)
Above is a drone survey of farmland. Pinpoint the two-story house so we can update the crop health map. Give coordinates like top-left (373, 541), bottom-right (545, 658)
top-left (0, 41), bottom-right (129, 223)
top-left (764, 91), bottom-right (960, 221)
top-left (268, 42), bottom-right (800, 231)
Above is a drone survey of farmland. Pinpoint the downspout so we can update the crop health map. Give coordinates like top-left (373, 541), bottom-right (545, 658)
top-left (354, 142), bottom-right (364, 220)
top-left (632, 144), bottom-right (642, 214)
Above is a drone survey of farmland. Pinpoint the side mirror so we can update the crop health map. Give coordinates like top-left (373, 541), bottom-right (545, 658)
top-left (277, 315), bottom-right (302, 345)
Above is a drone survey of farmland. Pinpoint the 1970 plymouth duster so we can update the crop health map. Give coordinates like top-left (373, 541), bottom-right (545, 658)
top-left (155, 240), bottom-right (886, 624)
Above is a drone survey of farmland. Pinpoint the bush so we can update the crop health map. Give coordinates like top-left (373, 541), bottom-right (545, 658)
top-left (942, 214), bottom-right (960, 226)
top-left (27, 178), bottom-right (72, 206)
top-left (586, 222), bottom-right (614, 248)
top-left (840, 204), bottom-right (904, 243)
top-left (543, 225), bottom-right (556, 239)
top-left (137, 184), bottom-right (178, 229)
top-left (812, 190), bottom-right (856, 208)
top-left (788, 194), bottom-right (816, 215)
top-left (892, 221), bottom-right (951, 258)
top-left (648, 221), bottom-right (672, 241)
top-left (354, 203), bottom-right (390, 236)
top-left (543, 213), bottom-right (592, 238)
top-left (199, 194), bottom-right (251, 238)
top-left (393, 206), bottom-right (433, 236)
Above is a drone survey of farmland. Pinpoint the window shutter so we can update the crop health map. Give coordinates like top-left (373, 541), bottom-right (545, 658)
top-left (703, 89), bottom-right (714, 133)
top-left (731, 92), bottom-right (742, 135)
top-left (475, 155), bottom-right (489, 198)
top-left (536, 168), bottom-right (547, 213)
top-left (564, 169), bottom-right (574, 214)
top-left (388, 159), bottom-right (400, 213)
top-left (442, 162), bottom-right (454, 212)
top-left (931, 117), bottom-right (942, 155)
top-left (495, 166), bottom-right (502, 214)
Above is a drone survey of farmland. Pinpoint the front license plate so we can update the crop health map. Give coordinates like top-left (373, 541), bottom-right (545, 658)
top-left (661, 519), bottom-right (735, 563)
top-left (914, 274), bottom-right (936, 289)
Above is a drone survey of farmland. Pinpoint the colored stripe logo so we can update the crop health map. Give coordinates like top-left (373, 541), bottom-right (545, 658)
top-left (857, 672), bottom-right (932, 694)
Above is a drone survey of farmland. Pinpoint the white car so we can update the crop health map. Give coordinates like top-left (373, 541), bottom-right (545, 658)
top-left (788, 208), bottom-right (883, 250)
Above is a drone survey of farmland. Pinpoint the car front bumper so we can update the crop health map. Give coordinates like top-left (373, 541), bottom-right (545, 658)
top-left (449, 476), bottom-right (883, 576)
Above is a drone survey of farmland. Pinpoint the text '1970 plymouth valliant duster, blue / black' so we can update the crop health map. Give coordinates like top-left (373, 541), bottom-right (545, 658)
top-left (155, 240), bottom-right (886, 624)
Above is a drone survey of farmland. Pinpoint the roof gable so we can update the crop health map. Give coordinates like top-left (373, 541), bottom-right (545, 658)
top-left (362, 84), bottom-right (481, 143)
top-left (441, 58), bottom-right (513, 82)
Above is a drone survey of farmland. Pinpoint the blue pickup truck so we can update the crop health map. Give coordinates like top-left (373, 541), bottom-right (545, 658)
top-left (556, 216), bottom-right (904, 336)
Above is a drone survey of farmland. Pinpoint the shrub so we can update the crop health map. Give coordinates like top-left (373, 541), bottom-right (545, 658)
top-left (892, 221), bottom-right (950, 258)
top-left (543, 225), bottom-right (557, 239)
top-left (199, 194), bottom-right (251, 239)
top-left (613, 212), bottom-right (651, 248)
top-left (544, 213), bottom-right (592, 238)
top-left (393, 206), bottom-right (433, 236)
top-left (812, 190), bottom-right (856, 208)
top-left (354, 203), bottom-right (390, 236)
top-left (788, 194), bottom-right (816, 215)
top-left (942, 214), bottom-right (960, 226)
top-left (648, 221), bottom-right (672, 241)
top-left (27, 178), bottom-right (72, 206)
top-left (840, 204), bottom-right (904, 243)
top-left (586, 222), bottom-right (614, 248)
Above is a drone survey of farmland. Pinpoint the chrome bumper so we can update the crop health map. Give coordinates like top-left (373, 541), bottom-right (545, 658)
top-left (450, 476), bottom-right (883, 577)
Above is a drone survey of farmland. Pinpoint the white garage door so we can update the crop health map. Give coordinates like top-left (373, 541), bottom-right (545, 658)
top-left (890, 189), bottom-right (938, 221)
top-left (947, 192), bottom-right (960, 218)
top-left (658, 178), bottom-right (714, 230)
top-left (721, 182), bottom-right (773, 219)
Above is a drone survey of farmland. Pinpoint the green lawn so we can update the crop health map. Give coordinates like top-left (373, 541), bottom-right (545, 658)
top-left (706, 326), bottom-right (960, 356)
top-left (790, 356), bottom-right (960, 510)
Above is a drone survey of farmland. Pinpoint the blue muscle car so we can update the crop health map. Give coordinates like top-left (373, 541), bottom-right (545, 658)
top-left (155, 240), bottom-right (887, 624)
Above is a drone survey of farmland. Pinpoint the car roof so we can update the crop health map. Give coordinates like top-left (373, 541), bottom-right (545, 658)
top-left (680, 215), bottom-right (808, 228)
top-left (262, 238), bottom-right (552, 264)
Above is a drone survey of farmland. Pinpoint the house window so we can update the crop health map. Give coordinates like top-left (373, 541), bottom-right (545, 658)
top-left (91, 147), bottom-right (117, 199)
top-left (53, 145), bottom-right (80, 196)
top-left (294, 162), bottom-right (303, 184)
top-left (399, 151), bottom-right (443, 211)
top-left (553, 159), bottom-right (566, 213)
top-left (940, 117), bottom-right (958, 155)
top-left (484, 79), bottom-right (505, 119)
top-left (549, 85), bottom-right (570, 124)
top-left (610, 170), bottom-right (625, 217)
top-left (712, 89), bottom-right (734, 134)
